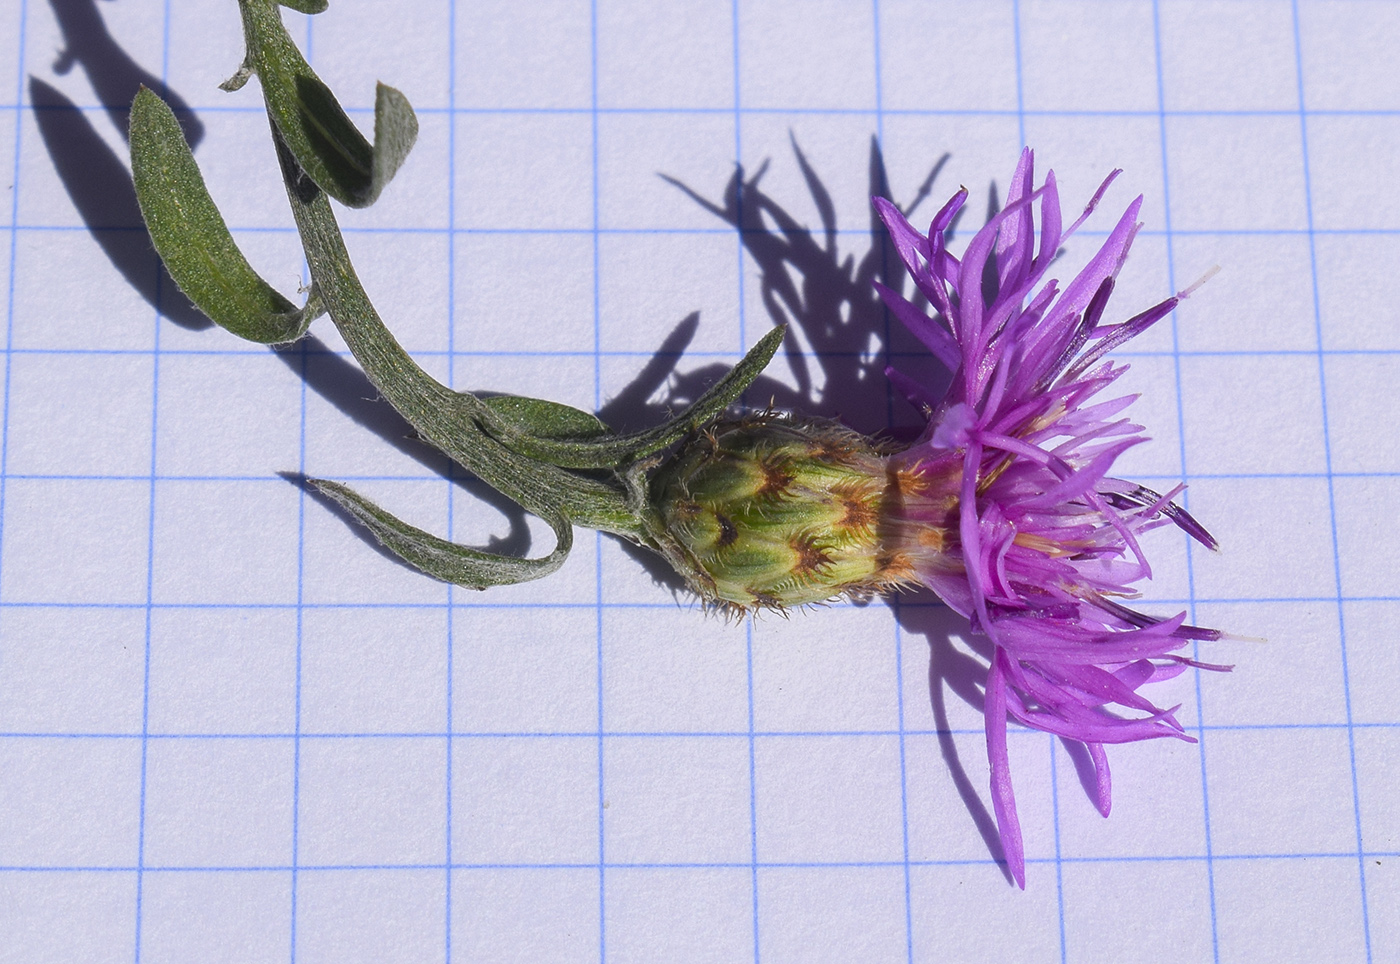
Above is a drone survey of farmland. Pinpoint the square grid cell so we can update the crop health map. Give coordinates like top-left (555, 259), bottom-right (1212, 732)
top-left (1, 1), bottom-right (1393, 964)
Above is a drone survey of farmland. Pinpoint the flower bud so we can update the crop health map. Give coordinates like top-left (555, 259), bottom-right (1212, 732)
top-left (652, 416), bottom-right (900, 609)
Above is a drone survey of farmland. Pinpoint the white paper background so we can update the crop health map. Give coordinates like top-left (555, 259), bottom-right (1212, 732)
top-left (1, 1), bottom-right (1397, 962)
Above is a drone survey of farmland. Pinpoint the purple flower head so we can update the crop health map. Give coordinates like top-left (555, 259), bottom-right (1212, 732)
top-left (874, 148), bottom-right (1227, 888)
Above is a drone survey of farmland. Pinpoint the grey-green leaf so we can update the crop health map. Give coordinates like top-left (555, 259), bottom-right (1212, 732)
top-left (309, 479), bottom-right (573, 589)
top-left (129, 86), bottom-right (319, 344)
top-left (279, 0), bottom-right (328, 13)
top-left (483, 395), bottom-right (609, 440)
top-left (481, 325), bottom-right (787, 469)
top-left (370, 83), bottom-right (417, 201)
top-left (236, 0), bottom-right (417, 208)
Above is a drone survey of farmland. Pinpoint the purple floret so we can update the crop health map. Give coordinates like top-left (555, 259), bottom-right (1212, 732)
top-left (874, 148), bottom-right (1226, 888)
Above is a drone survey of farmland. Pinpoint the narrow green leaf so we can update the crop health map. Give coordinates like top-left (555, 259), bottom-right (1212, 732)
top-left (129, 86), bottom-right (319, 344)
top-left (482, 395), bottom-right (609, 440)
top-left (371, 83), bottom-right (417, 201)
top-left (280, 0), bottom-right (328, 13)
top-left (480, 325), bottom-right (787, 469)
top-left (309, 479), bottom-right (572, 589)
top-left (236, 0), bottom-right (417, 208)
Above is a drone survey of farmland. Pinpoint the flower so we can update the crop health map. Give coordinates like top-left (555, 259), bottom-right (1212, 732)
top-left (132, 7), bottom-right (1228, 891)
top-left (871, 148), bottom-right (1226, 887)
top-left (648, 150), bottom-right (1228, 887)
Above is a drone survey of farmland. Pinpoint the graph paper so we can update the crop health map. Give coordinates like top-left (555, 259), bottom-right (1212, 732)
top-left (1, 0), bottom-right (1396, 961)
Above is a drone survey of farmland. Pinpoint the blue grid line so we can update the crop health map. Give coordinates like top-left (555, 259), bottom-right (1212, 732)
top-left (1013, 2), bottom-right (1073, 942)
top-left (1151, 3), bottom-right (1220, 959)
top-left (745, 619), bottom-right (761, 964)
top-left (6, 718), bottom-right (1400, 741)
top-left (15, 468), bottom-right (1400, 483)
top-left (284, 14), bottom-right (320, 962)
top-left (288, 331), bottom-right (307, 963)
top-left (730, 4), bottom-right (762, 962)
top-left (12, 345), bottom-right (1400, 360)
top-left (1153, 3), bottom-right (1220, 957)
top-left (294, 14), bottom-right (330, 963)
top-left (1290, 2), bottom-right (1374, 959)
top-left (0, 0), bottom-right (28, 659)
top-left (1049, 740), bottom-right (1068, 964)
top-left (589, 3), bottom-right (607, 960)
top-left (2, 593), bottom-right (1398, 611)
top-left (5, 849), bottom-right (1392, 875)
top-left (19, 222), bottom-right (1400, 238)
top-left (444, 0), bottom-right (458, 960)
top-left (23, 98), bottom-right (1400, 120)
top-left (20, 222), bottom-right (1400, 239)
top-left (870, 4), bottom-right (916, 960)
top-left (131, 4), bottom-right (176, 959)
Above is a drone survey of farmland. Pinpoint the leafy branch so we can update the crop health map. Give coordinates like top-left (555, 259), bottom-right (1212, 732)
top-left (129, 0), bottom-right (781, 589)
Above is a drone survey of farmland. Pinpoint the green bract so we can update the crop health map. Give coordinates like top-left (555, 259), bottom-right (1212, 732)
top-left (652, 416), bottom-right (900, 609)
top-left (130, 0), bottom-right (784, 596)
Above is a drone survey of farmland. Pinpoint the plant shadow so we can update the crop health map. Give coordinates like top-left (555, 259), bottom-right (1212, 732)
top-left (896, 593), bottom-right (1014, 884)
top-left (49, 0), bottom-right (205, 145)
top-left (33, 0), bottom-right (210, 329)
top-left (640, 135), bottom-right (954, 440)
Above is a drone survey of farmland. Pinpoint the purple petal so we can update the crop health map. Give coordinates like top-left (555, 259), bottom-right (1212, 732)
top-left (986, 652), bottom-right (1026, 889)
top-left (873, 196), bottom-right (931, 278)
top-left (1042, 197), bottom-right (1143, 335)
top-left (929, 186), bottom-right (969, 238)
top-left (885, 365), bottom-right (942, 415)
top-left (873, 281), bottom-right (961, 371)
top-left (1032, 169), bottom-right (1063, 279)
top-left (995, 148), bottom-right (1037, 295)
top-left (1061, 295), bottom-right (1178, 385)
top-left (1063, 168), bottom-right (1123, 238)
top-left (1088, 742), bottom-right (1112, 817)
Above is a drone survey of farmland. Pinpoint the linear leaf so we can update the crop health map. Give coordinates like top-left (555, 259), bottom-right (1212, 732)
top-left (370, 83), bottom-right (417, 201)
top-left (482, 395), bottom-right (609, 440)
top-left (236, 0), bottom-right (417, 208)
top-left (310, 479), bottom-right (572, 589)
top-left (479, 325), bottom-right (786, 469)
top-left (129, 86), bottom-right (318, 344)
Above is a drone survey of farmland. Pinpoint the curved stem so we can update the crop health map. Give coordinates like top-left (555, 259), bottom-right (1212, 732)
top-left (270, 126), bottom-right (644, 538)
